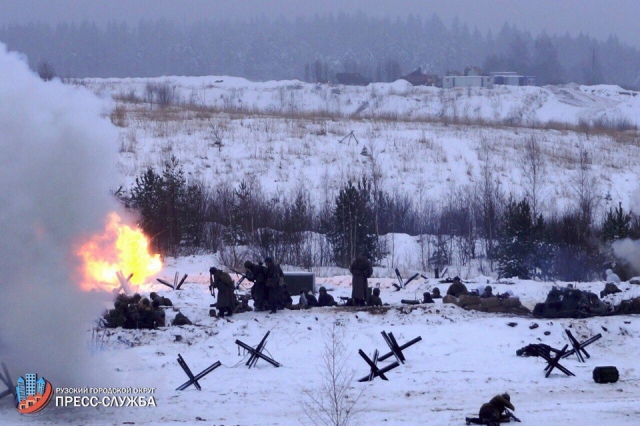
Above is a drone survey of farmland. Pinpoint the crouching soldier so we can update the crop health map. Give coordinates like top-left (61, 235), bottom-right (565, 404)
top-left (317, 286), bottom-right (337, 307)
top-left (210, 267), bottom-right (236, 318)
top-left (466, 393), bottom-right (516, 425)
top-left (368, 287), bottom-right (382, 306)
top-left (306, 291), bottom-right (318, 307)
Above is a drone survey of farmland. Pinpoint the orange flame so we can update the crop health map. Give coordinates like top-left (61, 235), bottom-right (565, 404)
top-left (76, 212), bottom-right (162, 291)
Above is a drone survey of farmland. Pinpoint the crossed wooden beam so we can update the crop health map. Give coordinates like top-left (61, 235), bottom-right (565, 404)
top-left (175, 354), bottom-right (221, 391)
top-left (235, 331), bottom-right (281, 369)
top-left (0, 362), bottom-right (16, 401)
top-left (378, 331), bottom-right (422, 364)
top-left (529, 344), bottom-right (575, 378)
top-left (393, 268), bottom-right (419, 291)
top-left (115, 271), bottom-right (134, 294)
top-left (157, 272), bottom-right (188, 290)
top-left (562, 329), bottom-right (601, 363)
top-left (357, 349), bottom-right (399, 382)
top-left (358, 331), bottom-right (422, 382)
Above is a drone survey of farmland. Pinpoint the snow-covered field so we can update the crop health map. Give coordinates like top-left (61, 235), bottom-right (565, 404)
top-left (2, 45), bottom-right (640, 425)
top-left (85, 76), bottom-right (640, 215)
top-left (3, 255), bottom-right (640, 425)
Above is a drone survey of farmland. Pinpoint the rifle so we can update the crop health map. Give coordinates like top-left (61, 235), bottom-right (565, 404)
top-left (231, 268), bottom-right (255, 290)
top-left (504, 409), bottom-right (521, 422)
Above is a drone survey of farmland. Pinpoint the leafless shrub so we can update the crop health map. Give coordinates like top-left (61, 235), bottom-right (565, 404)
top-left (591, 115), bottom-right (637, 132)
top-left (145, 81), bottom-right (177, 109)
top-left (301, 321), bottom-right (365, 426)
top-left (520, 135), bottom-right (546, 217)
top-left (571, 146), bottom-right (601, 225)
top-left (114, 88), bottom-right (142, 103)
top-left (36, 60), bottom-right (55, 81)
top-left (110, 104), bottom-right (128, 128)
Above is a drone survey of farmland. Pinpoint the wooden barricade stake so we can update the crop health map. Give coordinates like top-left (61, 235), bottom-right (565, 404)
top-left (531, 344), bottom-right (575, 378)
top-left (378, 331), bottom-right (422, 364)
top-left (562, 329), bottom-right (601, 363)
top-left (357, 349), bottom-right (399, 382)
top-left (157, 272), bottom-right (188, 290)
top-left (175, 354), bottom-right (221, 391)
top-left (115, 270), bottom-right (133, 295)
top-left (235, 331), bottom-right (281, 369)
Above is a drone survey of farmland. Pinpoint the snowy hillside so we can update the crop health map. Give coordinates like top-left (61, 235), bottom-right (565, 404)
top-left (79, 77), bottom-right (640, 216)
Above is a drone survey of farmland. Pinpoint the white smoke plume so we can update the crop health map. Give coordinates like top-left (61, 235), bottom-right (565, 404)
top-left (612, 239), bottom-right (640, 276)
top-left (612, 188), bottom-right (640, 276)
top-left (0, 43), bottom-right (120, 386)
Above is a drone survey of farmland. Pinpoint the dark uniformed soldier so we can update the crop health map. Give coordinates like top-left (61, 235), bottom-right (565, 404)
top-left (172, 312), bottom-right (193, 326)
top-left (350, 255), bottom-right (373, 306)
top-left (136, 297), bottom-right (155, 329)
top-left (317, 286), bottom-right (337, 307)
top-left (245, 260), bottom-right (267, 311)
top-left (480, 285), bottom-right (493, 298)
top-left (152, 298), bottom-right (166, 327)
top-left (423, 292), bottom-right (434, 303)
top-left (446, 276), bottom-right (468, 297)
top-left (306, 291), bottom-right (318, 307)
top-left (368, 287), bottom-right (382, 306)
top-left (264, 257), bottom-right (284, 314)
top-left (210, 267), bottom-right (236, 318)
top-left (478, 393), bottom-right (515, 425)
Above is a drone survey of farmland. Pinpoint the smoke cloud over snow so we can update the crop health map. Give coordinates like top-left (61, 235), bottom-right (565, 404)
top-left (0, 43), bottom-right (120, 385)
top-left (612, 239), bottom-right (640, 276)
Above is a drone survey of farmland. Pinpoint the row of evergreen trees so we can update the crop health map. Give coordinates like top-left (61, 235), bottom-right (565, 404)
top-left (2, 14), bottom-right (638, 87)
top-left (118, 158), bottom-right (639, 281)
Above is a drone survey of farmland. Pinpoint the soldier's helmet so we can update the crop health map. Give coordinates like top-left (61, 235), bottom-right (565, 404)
top-left (453, 276), bottom-right (461, 282)
top-left (432, 287), bottom-right (441, 295)
top-left (150, 292), bottom-right (158, 300)
top-left (484, 285), bottom-right (492, 293)
top-left (319, 286), bottom-right (327, 293)
top-left (502, 393), bottom-right (510, 401)
top-left (244, 260), bottom-right (253, 268)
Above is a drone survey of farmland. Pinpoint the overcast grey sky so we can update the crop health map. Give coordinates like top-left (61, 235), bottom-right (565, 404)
top-left (0, 0), bottom-right (638, 47)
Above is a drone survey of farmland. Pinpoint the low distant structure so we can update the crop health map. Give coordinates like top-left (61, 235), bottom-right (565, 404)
top-left (401, 68), bottom-right (440, 87)
top-left (442, 66), bottom-right (492, 89)
top-left (440, 67), bottom-right (536, 89)
top-left (335, 72), bottom-right (371, 86)
top-left (491, 72), bottom-right (536, 86)
top-left (442, 75), bottom-right (492, 89)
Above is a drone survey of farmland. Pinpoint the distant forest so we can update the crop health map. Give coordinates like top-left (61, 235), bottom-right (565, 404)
top-left (2, 13), bottom-right (639, 87)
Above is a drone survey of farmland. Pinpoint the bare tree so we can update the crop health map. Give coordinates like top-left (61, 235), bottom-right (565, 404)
top-left (365, 133), bottom-right (385, 261)
top-left (36, 60), bottom-right (56, 81)
top-left (572, 146), bottom-right (601, 226)
top-left (476, 138), bottom-right (505, 270)
top-left (301, 322), bottom-right (365, 426)
top-left (520, 135), bottom-right (546, 218)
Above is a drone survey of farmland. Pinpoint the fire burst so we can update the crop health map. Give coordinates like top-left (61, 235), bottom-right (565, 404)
top-left (76, 212), bottom-right (162, 292)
